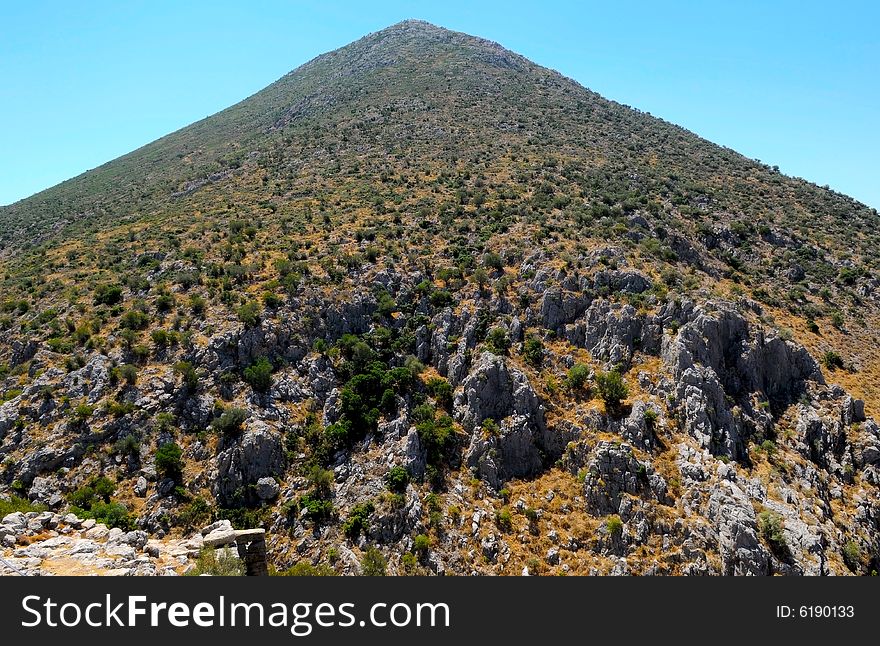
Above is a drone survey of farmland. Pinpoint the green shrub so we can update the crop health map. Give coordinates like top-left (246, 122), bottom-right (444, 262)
top-left (94, 284), bottom-right (123, 306)
top-left (757, 510), bottom-right (787, 554)
top-left (425, 376), bottom-right (453, 410)
top-left (606, 515), bottom-right (624, 536)
top-left (174, 361), bottom-right (199, 392)
top-left (401, 552), bottom-right (418, 574)
top-left (243, 356), bottom-right (273, 393)
top-left (276, 561), bottom-right (336, 576)
top-left (151, 329), bottom-right (169, 347)
top-left (842, 540), bottom-right (862, 572)
top-left (596, 369), bottom-right (628, 409)
top-left (91, 476), bottom-right (116, 502)
top-left (343, 501), bottom-right (375, 539)
top-left (155, 441), bottom-right (183, 480)
top-left (119, 309), bottom-right (150, 330)
top-left (155, 292), bottom-right (174, 312)
top-left (89, 502), bottom-right (135, 530)
top-left (0, 495), bottom-right (46, 517)
top-left (522, 336), bottom-right (544, 367)
top-left (416, 412), bottom-right (456, 467)
top-left (429, 290), bottom-right (453, 308)
top-left (114, 434), bottom-right (141, 457)
top-left (106, 400), bottom-right (135, 417)
top-left (360, 546), bottom-right (387, 576)
top-left (72, 403), bottom-right (94, 423)
top-left (297, 492), bottom-right (335, 523)
top-left (176, 496), bottom-right (214, 531)
top-left (113, 363), bottom-right (138, 386)
top-left (185, 547), bottom-right (245, 576)
top-left (486, 327), bottom-right (510, 354)
top-left (190, 294), bottom-right (207, 316)
top-left (385, 466), bottom-right (410, 493)
top-left (213, 407), bottom-right (248, 436)
top-left (565, 363), bottom-right (591, 391)
top-left (495, 508), bottom-right (513, 532)
top-left (306, 465), bottom-right (335, 499)
top-left (237, 301), bottom-right (261, 327)
top-left (822, 350), bottom-right (844, 371)
top-left (413, 534), bottom-right (431, 553)
top-left (262, 291), bottom-right (283, 309)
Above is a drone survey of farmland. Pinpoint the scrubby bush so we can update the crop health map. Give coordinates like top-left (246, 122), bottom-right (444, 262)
top-left (297, 492), bottom-right (335, 523)
top-left (413, 534), bottom-right (431, 554)
top-left (113, 435), bottom-right (141, 456)
top-left (495, 508), bottom-right (513, 532)
top-left (155, 441), bottom-right (183, 480)
top-left (564, 363), bottom-right (590, 391)
top-left (596, 370), bottom-right (628, 409)
top-left (213, 407), bottom-right (248, 436)
top-left (243, 356), bottom-right (274, 393)
top-left (425, 376), bottom-right (453, 410)
top-left (186, 547), bottom-right (245, 576)
top-left (522, 336), bottom-right (544, 367)
top-left (606, 515), bottom-right (624, 536)
top-left (429, 290), bottom-right (453, 308)
top-left (112, 363), bottom-right (138, 386)
top-left (385, 466), bottom-right (410, 493)
top-left (757, 510), bottom-right (787, 554)
top-left (306, 465), bottom-right (335, 499)
top-left (360, 546), bottom-right (387, 576)
top-left (276, 561), bottom-right (336, 576)
top-left (94, 284), bottom-right (123, 306)
top-left (486, 327), bottom-right (510, 354)
top-left (119, 309), bottom-right (150, 330)
top-left (237, 301), bottom-right (261, 327)
top-left (0, 495), bottom-right (46, 517)
top-left (842, 540), bottom-right (862, 572)
top-left (174, 360), bottom-right (199, 392)
top-left (822, 350), bottom-right (844, 371)
top-left (343, 501), bottom-right (375, 539)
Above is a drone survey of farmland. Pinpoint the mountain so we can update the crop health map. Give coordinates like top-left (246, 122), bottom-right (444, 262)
top-left (1, 20), bottom-right (878, 576)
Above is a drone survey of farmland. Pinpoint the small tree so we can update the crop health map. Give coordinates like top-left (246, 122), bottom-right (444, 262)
top-left (473, 267), bottom-right (489, 292)
top-left (360, 546), bottom-right (387, 576)
top-left (243, 356), bottom-right (274, 393)
top-left (213, 407), bottom-right (248, 436)
top-left (385, 466), bottom-right (410, 493)
top-left (237, 301), bottom-right (261, 327)
top-left (155, 441), bottom-right (183, 480)
top-left (565, 363), bottom-right (590, 391)
top-left (596, 370), bottom-right (628, 410)
top-left (174, 361), bottom-right (199, 393)
top-left (486, 327), bottom-right (510, 354)
top-left (522, 336), bottom-right (544, 367)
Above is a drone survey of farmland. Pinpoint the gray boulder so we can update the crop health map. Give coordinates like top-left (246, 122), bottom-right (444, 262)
top-left (214, 421), bottom-right (285, 505)
top-left (582, 441), bottom-right (667, 515)
top-left (706, 480), bottom-right (771, 576)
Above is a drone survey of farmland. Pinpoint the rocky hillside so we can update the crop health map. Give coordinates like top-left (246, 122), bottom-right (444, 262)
top-left (0, 20), bottom-right (878, 575)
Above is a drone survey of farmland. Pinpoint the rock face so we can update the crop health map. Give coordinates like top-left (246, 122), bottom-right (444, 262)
top-left (455, 352), bottom-right (550, 487)
top-left (706, 481), bottom-right (771, 576)
top-left (214, 423), bottom-right (285, 506)
top-left (564, 301), bottom-right (661, 367)
top-left (582, 442), bottom-right (667, 515)
top-left (662, 302), bottom-right (824, 460)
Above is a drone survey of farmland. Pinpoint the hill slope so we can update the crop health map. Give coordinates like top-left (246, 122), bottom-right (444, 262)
top-left (1, 20), bottom-right (878, 576)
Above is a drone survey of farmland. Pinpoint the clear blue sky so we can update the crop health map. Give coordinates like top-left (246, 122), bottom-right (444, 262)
top-left (1, 0), bottom-right (877, 208)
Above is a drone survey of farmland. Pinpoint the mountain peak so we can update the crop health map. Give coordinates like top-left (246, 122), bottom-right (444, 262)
top-left (0, 20), bottom-right (879, 579)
